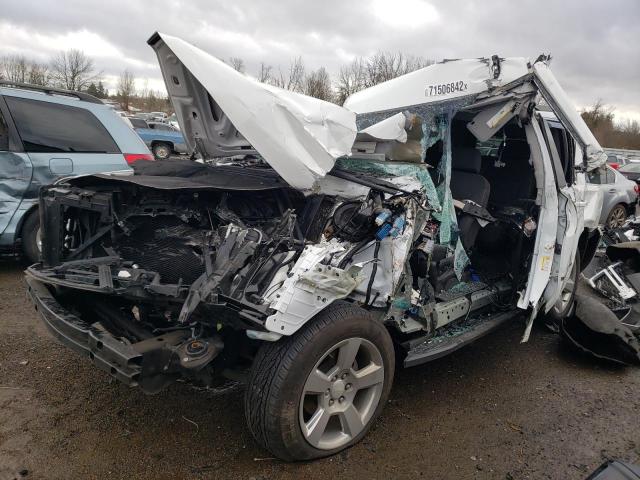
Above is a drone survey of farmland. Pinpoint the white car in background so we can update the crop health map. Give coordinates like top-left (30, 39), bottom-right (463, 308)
top-left (588, 164), bottom-right (639, 227)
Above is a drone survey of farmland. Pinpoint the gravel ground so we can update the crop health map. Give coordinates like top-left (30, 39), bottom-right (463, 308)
top-left (1, 259), bottom-right (640, 480)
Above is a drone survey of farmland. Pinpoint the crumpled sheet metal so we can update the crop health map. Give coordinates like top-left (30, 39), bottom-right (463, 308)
top-left (561, 293), bottom-right (640, 366)
top-left (266, 241), bottom-right (364, 335)
top-left (157, 33), bottom-right (357, 191)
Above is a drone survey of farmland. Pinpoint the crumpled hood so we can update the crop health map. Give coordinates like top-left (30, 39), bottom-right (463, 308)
top-left (149, 33), bottom-right (357, 191)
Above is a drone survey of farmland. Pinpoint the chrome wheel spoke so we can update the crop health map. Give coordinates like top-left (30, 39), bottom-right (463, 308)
top-left (339, 404), bottom-right (364, 437)
top-left (304, 408), bottom-right (331, 445)
top-left (336, 338), bottom-right (361, 371)
top-left (352, 363), bottom-right (384, 390)
top-left (304, 368), bottom-right (332, 394)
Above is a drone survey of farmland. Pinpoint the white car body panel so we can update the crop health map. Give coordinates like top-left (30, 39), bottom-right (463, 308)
top-left (344, 57), bottom-right (530, 114)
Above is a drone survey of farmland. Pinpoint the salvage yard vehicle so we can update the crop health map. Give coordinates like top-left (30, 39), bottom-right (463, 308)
top-left (587, 164), bottom-right (638, 228)
top-left (25, 33), bottom-right (606, 461)
top-left (0, 81), bottom-right (153, 263)
top-left (131, 117), bottom-right (188, 159)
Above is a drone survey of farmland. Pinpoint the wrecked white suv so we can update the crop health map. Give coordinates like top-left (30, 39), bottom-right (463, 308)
top-left (26, 33), bottom-right (605, 460)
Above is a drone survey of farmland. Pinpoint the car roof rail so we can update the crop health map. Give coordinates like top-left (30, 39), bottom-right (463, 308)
top-left (0, 80), bottom-right (103, 104)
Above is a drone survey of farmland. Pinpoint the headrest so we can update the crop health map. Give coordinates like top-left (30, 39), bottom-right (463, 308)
top-left (452, 147), bottom-right (482, 173)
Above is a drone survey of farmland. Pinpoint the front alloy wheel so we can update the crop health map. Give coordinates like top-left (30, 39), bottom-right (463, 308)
top-left (244, 302), bottom-right (394, 461)
top-left (299, 338), bottom-right (384, 450)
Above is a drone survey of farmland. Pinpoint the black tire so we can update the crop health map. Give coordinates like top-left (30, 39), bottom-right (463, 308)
top-left (21, 209), bottom-right (41, 264)
top-left (606, 203), bottom-right (627, 229)
top-left (152, 142), bottom-right (172, 160)
top-left (545, 252), bottom-right (580, 326)
top-left (244, 301), bottom-right (395, 461)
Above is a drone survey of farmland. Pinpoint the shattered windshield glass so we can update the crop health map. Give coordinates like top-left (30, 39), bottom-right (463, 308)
top-left (343, 96), bottom-right (478, 278)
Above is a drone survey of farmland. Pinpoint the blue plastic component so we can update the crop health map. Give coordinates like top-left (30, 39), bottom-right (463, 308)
top-left (375, 223), bottom-right (392, 240)
top-left (389, 216), bottom-right (405, 238)
top-left (374, 209), bottom-right (392, 226)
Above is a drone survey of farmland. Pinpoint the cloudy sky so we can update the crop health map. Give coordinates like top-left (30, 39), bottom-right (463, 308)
top-left (1, 0), bottom-right (639, 120)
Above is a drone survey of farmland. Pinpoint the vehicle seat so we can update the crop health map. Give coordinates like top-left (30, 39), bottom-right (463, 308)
top-left (450, 147), bottom-right (491, 251)
top-left (484, 124), bottom-right (535, 207)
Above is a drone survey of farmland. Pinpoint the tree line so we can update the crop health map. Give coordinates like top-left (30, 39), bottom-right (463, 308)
top-left (0, 51), bottom-right (168, 113)
top-left (581, 100), bottom-right (640, 150)
top-left (229, 52), bottom-right (433, 105)
top-left (1, 49), bottom-right (638, 149)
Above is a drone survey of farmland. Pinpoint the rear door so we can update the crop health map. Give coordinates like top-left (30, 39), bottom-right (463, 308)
top-left (3, 95), bottom-right (129, 178)
top-left (0, 96), bottom-right (32, 235)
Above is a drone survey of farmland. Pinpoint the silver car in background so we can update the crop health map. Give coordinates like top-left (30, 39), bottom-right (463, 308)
top-left (588, 165), bottom-right (638, 227)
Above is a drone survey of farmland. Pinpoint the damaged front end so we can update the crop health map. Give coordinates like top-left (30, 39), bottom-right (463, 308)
top-left (26, 159), bottom-right (426, 391)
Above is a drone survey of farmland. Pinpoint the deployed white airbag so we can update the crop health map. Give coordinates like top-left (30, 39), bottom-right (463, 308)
top-left (158, 33), bottom-right (357, 190)
top-left (357, 112), bottom-right (409, 143)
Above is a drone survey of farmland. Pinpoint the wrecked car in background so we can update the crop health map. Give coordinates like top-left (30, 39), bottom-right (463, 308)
top-left (569, 217), bottom-right (640, 365)
top-left (25, 33), bottom-right (605, 460)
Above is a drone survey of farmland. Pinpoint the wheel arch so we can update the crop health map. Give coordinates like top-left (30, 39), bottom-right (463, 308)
top-left (150, 140), bottom-right (174, 151)
top-left (577, 227), bottom-right (601, 273)
top-left (15, 204), bottom-right (39, 242)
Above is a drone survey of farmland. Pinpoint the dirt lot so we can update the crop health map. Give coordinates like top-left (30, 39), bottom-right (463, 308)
top-left (1, 260), bottom-right (639, 480)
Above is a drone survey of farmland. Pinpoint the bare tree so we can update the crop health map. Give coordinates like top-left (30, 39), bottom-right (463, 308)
top-left (50, 50), bottom-right (98, 91)
top-left (335, 52), bottom-right (432, 104)
top-left (0, 55), bottom-right (29, 83)
top-left (336, 57), bottom-right (367, 105)
top-left (620, 118), bottom-right (640, 137)
top-left (138, 79), bottom-right (167, 112)
top-left (304, 67), bottom-right (333, 102)
top-left (28, 62), bottom-right (49, 86)
top-left (257, 62), bottom-right (273, 83)
top-left (228, 57), bottom-right (245, 73)
top-left (365, 51), bottom-right (432, 87)
top-left (0, 55), bottom-right (50, 86)
top-left (271, 57), bottom-right (305, 93)
top-left (117, 70), bottom-right (136, 111)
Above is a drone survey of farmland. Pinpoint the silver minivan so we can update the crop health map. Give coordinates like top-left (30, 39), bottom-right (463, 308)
top-left (0, 81), bottom-right (153, 262)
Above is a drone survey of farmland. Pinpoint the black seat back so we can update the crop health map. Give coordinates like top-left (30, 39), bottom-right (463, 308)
top-left (483, 124), bottom-right (535, 207)
top-left (450, 146), bottom-right (490, 251)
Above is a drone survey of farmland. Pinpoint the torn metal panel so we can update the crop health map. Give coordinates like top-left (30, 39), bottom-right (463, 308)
top-left (265, 242), bottom-right (364, 335)
top-left (150, 33), bottom-right (357, 191)
top-left (561, 294), bottom-right (640, 366)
